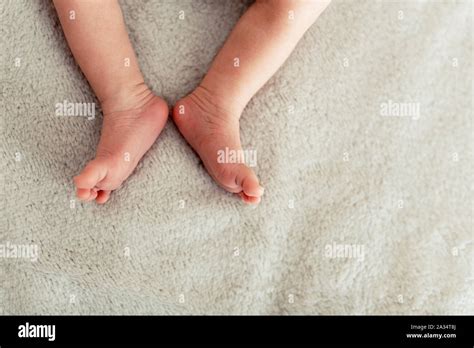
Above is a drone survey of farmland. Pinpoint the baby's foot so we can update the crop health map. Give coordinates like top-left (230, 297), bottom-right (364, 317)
top-left (172, 87), bottom-right (264, 204)
top-left (74, 89), bottom-right (168, 204)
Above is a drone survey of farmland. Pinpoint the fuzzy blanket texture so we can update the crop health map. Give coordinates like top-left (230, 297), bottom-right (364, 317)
top-left (1, 0), bottom-right (472, 314)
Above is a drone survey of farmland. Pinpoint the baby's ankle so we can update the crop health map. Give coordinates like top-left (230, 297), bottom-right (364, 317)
top-left (191, 84), bottom-right (245, 118)
top-left (100, 82), bottom-right (154, 115)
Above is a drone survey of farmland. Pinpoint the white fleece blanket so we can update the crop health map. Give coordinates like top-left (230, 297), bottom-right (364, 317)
top-left (0, 0), bottom-right (472, 314)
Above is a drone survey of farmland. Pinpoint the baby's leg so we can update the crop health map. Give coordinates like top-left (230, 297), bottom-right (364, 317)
top-left (173, 0), bottom-right (330, 204)
top-left (54, 0), bottom-right (168, 204)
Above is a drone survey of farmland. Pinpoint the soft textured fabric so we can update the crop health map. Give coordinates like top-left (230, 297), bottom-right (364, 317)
top-left (1, 0), bottom-right (472, 314)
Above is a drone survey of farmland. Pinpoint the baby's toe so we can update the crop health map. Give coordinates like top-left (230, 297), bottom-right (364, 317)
top-left (235, 164), bottom-right (264, 198)
top-left (95, 190), bottom-right (111, 204)
top-left (76, 188), bottom-right (93, 201)
top-left (74, 159), bottom-right (109, 189)
top-left (85, 189), bottom-right (99, 202)
top-left (238, 192), bottom-right (261, 205)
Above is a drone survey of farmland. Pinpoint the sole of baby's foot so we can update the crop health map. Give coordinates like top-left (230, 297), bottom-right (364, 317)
top-left (74, 92), bottom-right (168, 204)
top-left (172, 87), bottom-right (264, 204)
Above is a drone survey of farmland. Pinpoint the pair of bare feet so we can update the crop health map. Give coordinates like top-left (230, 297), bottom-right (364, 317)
top-left (55, 0), bottom-right (331, 205)
top-left (74, 86), bottom-right (263, 205)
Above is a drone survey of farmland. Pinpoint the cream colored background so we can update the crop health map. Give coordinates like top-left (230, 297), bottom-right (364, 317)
top-left (1, 0), bottom-right (472, 314)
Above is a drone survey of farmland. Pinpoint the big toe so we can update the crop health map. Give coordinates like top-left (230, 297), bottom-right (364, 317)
top-left (74, 159), bottom-right (109, 189)
top-left (76, 188), bottom-right (92, 200)
top-left (234, 164), bottom-right (264, 200)
top-left (238, 192), bottom-right (262, 205)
